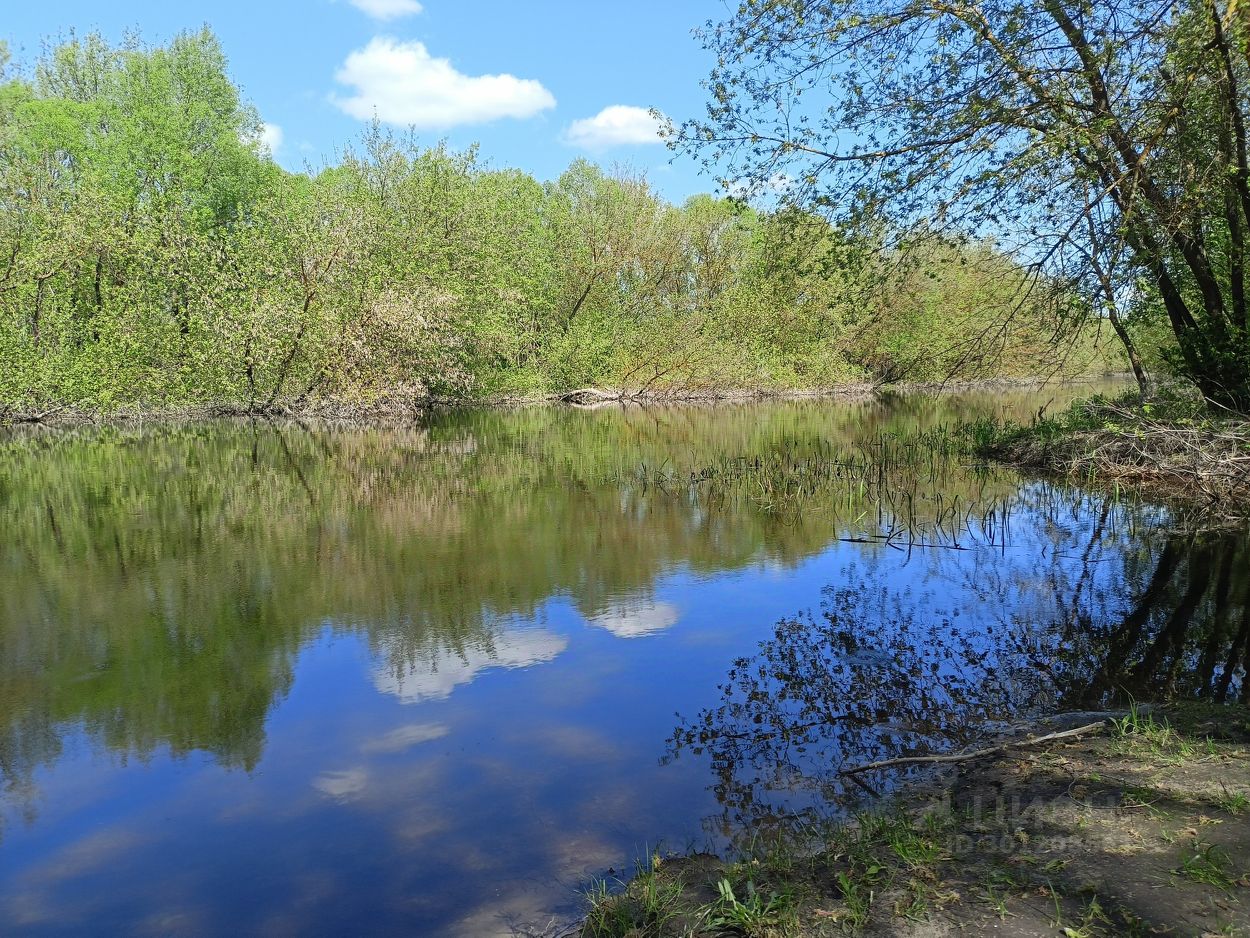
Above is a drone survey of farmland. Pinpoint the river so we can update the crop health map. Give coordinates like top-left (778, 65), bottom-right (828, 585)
top-left (1, 383), bottom-right (1245, 935)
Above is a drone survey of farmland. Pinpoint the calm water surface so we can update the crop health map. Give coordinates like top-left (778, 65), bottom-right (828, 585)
top-left (1, 385), bottom-right (1246, 935)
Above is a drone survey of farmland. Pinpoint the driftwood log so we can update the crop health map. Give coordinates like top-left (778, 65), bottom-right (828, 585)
top-left (558, 388), bottom-right (622, 406)
top-left (838, 721), bottom-right (1106, 777)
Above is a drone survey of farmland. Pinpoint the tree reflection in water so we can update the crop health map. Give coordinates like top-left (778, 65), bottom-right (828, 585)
top-left (667, 498), bottom-right (1249, 836)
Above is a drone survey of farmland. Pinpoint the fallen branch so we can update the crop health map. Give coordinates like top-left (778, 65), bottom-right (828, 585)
top-left (837, 535), bottom-right (971, 551)
top-left (558, 387), bottom-right (621, 406)
top-left (838, 721), bottom-right (1106, 776)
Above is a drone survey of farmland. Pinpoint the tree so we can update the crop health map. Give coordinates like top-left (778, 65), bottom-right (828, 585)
top-left (680, 0), bottom-right (1250, 412)
top-left (542, 162), bottom-right (680, 386)
top-left (0, 27), bottom-right (1106, 414)
top-left (0, 30), bottom-right (277, 407)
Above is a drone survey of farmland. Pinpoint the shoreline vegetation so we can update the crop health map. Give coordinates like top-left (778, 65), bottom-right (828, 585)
top-left (575, 704), bottom-right (1250, 938)
top-left (7, 377), bottom-right (1246, 524)
top-left (0, 375), bottom-right (1118, 426)
top-left (0, 32), bottom-right (1120, 419)
top-left (970, 390), bottom-right (1250, 517)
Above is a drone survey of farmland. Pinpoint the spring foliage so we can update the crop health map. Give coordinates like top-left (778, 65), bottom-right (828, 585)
top-left (679, 0), bottom-right (1250, 412)
top-left (0, 31), bottom-right (1114, 412)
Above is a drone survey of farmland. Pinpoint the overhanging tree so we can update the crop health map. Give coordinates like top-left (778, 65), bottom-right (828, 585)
top-left (679, 0), bottom-right (1250, 412)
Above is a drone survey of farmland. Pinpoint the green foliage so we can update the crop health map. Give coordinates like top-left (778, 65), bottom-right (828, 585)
top-left (964, 385), bottom-right (1242, 464)
top-left (1176, 841), bottom-right (1241, 893)
top-left (582, 852), bottom-right (686, 937)
top-left (681, 0), bottom-right (1250, 412)
top-left (705, 873), bottom-right (796, 935)
top-left (0, 31), bottom-right (1113, 414)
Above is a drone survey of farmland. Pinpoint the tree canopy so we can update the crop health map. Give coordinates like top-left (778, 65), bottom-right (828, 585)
top-left (680, 0), bottom-right (1250, 411)
top-left (0, 29), bottom-right (1117, 415)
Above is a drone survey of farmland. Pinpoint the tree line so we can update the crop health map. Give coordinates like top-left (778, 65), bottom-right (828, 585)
top-left (0, 30), bottom-right (1114, 414)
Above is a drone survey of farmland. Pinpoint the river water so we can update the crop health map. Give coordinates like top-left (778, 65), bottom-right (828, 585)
top-left (1, 384), bottom-right (1245, 935)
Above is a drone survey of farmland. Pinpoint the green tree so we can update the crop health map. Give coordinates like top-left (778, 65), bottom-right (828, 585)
top-left (680, 0), bottom-right (1250, 411)
top-left (0, 27), bottom-right (1113, 416)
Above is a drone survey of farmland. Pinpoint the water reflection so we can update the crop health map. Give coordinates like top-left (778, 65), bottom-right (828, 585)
top-left (588, 598), bottom-right (680, 638)
top-left (1, 394), bottom-right (1066, 796)
top-left (373, 626), bottom-right (568, 703)
top-left (360, 723), bottom-right (450, 755)
top-left (5, 381), bottom-right (1230, 934)
top-left (667, 492), bottom-right (1249, 836)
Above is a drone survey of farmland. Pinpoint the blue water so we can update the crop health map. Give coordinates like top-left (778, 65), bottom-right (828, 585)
top-left (1, 387), bottom-right (1241, 935)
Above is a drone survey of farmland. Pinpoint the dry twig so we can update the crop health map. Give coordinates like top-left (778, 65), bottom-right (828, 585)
top-left (838, 721), bottom-right (1106, 776)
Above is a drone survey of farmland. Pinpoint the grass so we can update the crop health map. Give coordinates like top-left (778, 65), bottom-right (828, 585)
top-left (810, 810), bottom-right (959, 931)
top-left (1176, 840), bottom-right (1240, 893)
top-left (1109, 702), bottom-right (1208, 763)
top-left (704, 874), bottom-right (797, 936)
top-left (579, 704), bottom-right (1250, 936)
top-left (1118, 784), bottom-right (1174, 820)
top-left (579, 811), bottom-right (954, 936)
top-left (831, 869), bottom-right (873, 931)
top-left (1051, 894), bottom-right (1112, 938)
top-left (979, 883), bottom-right (1013, 921)
top-left (582, 852), bottom-right (688, 938)
top-left (1111, 702), bottom-right (1176, 743)
top-left (1218, 788), bottom-right (1249, 816)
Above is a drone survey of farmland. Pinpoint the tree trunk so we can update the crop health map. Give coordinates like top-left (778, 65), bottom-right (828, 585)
top-left (1106, 304), bottom-right (1148, 400)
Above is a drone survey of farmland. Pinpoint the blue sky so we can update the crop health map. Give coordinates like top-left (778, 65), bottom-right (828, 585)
top-left (3, 0), bottom-right (729, 202)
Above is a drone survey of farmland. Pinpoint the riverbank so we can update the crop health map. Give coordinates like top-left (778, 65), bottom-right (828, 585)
top-left (0, 376), bottom-right (1124, 428)
top-left (577, 704), bottom-right (1250, 937)
top-left (969, 392), bottom-right (1250, 517)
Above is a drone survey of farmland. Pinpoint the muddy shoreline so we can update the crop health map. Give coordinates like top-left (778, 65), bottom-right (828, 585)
top-left (0, 375), bottom-right (1126, 429)
top-left (576, 704), bottom-right (1250, 937)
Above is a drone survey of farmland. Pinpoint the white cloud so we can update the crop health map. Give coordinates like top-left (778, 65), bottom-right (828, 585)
top-left (564, 105), bottom-right (669, 150)
top-left (332, 38), bottom-right (556, 129)
top-left (361, 722), bottom-right (449, 754)
top-left (348, 0), bottom-right (423, 20)
top-left (259, 122), bottom-right (284, 155)
top-left (374, 628), bottom-right (567, 703)
top-left (312, 768), bottom-right (368, 800)
top-left (588, 600), bottom-right (680, 639)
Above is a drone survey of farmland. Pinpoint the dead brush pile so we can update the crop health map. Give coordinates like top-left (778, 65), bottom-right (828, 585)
top-left (989, 398), bottom-right (1250, 513)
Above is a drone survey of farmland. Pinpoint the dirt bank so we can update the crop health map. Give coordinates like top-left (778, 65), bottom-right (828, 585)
top-left (0, 376), bottom-right (1125, 428)
top-left (578, 704), bottom-right (1250, 937)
